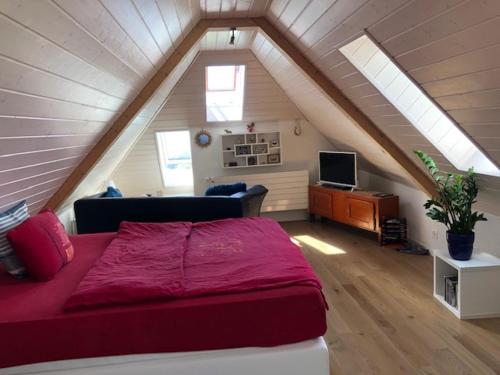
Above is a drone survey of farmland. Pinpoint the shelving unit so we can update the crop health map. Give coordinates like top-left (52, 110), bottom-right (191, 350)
top-left (433, 251), bottom-right (500, 319)
top-left (221, 132), bottom-right (282, 169)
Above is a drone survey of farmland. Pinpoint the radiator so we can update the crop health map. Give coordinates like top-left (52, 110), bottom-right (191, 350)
top-left (211, 170), bottom-right (309, 212)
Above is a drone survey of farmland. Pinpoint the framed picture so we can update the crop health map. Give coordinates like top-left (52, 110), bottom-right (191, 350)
top-left (267, 154), bottom-right (280, 164)
top-left (253, 144), bottom-right (268, 154)
top-left (246, 134), bottom-right (257, 144)
top-left (235, 145), bottom-right (251, 155)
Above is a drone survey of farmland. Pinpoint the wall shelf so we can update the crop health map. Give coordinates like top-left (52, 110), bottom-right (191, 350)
top-left (222, 132), bottom-right (282, 169)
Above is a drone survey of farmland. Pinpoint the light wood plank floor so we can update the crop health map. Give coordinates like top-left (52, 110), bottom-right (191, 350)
top-left (281, 220), bottom-right (500, 375)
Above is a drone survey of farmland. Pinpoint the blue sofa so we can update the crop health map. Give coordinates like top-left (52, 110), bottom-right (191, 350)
top-left (74, 185), bottom-right (268, 234)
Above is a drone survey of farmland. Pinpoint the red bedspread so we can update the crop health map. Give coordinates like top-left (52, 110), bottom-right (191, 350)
top-left (66, 218), bottom-right (322, 310)
top-left (184, 218), bottom-right (322, 296)
top-left (0, 221), bottom-right (327, 369)
top-left (65, 222), bottom-right (191, 309)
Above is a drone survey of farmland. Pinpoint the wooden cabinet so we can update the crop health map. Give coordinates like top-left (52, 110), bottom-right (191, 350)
top-left (309, 189), bottom-right (332, 218)
top-left (309, 185), bottom-right (399, 242)
top-left (345, 197), bottom-right (375, 230)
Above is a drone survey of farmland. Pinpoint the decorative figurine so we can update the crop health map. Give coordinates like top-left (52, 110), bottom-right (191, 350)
top-left (246, 121), bottom-right (255, 133)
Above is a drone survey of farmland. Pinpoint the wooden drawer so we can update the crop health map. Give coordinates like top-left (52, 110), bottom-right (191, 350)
top-left (309, 190), bottom-right (332, 218)
top-left (345, 198), bottom-right (375, 230)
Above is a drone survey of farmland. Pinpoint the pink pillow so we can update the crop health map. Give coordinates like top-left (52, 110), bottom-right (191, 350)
top-left (7, 210), bottom-right (74, 281)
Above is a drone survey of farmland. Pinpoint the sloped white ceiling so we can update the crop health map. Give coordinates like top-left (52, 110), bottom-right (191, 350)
top-left (0, 1), bottom-right (270, 213)
top-left (250, 30), bottom-right (416, 186)
top-left (264, 0), bottom-right (500, 208)
top-left (1, 0), bottom-right (500, 214)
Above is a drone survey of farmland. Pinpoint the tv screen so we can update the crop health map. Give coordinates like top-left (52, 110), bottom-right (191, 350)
top-left (319, 151), bottom-right (357, 187)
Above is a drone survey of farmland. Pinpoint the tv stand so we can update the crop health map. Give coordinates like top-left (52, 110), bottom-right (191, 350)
top-left (319, 183), bottom-right (352, 191)
top-left (309, 185), bottom-right (399, 243)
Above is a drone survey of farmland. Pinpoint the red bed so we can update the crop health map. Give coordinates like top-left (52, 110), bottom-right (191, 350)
top-left (0, 219), bottom-right (327, 369)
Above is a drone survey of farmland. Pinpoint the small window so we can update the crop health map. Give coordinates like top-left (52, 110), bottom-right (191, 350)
top-left (339, 35), bottom-right (499, 177)
top-left (205, 65), bottom-right (245, 122)
top-left (155, 130), bottom-right (193, 194)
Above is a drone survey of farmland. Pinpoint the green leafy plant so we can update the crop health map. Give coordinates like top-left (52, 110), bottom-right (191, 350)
top-left (414, 150), bottom-right (487, 234)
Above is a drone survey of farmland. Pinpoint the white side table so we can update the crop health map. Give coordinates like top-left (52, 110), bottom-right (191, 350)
top-left (433, 251), bottom-right (500, 319)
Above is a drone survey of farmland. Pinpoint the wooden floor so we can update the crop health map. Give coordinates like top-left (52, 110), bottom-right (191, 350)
top-left (281, 220), bottom-right (500, 375)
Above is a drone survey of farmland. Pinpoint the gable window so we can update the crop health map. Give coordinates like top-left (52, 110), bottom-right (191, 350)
top-left (205, 65), bottom-right (245, 122)
top-left (155, 130), bottom-right (193, 194)
top-left (339, 35), bottom-right (499, 177)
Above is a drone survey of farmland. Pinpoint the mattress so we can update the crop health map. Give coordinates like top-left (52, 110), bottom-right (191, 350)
top-left (0, 232), bottom-right (327, 369)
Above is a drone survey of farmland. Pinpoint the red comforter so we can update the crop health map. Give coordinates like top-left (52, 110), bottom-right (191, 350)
top-left (66, 217), bottom-right (323, 310)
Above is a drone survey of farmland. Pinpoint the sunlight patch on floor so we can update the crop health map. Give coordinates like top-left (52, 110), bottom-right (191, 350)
top-left (293, 235), bottom-right (346, 255)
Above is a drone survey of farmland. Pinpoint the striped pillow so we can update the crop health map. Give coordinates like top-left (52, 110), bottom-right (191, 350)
top-left (0, 201), bottom-right (29, 278)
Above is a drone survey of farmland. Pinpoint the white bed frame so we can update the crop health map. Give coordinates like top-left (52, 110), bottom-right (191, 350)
top-left (1, 338), bottom-right (329, 375)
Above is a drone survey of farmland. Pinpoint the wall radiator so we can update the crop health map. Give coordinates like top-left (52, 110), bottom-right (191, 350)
top-left (211, 170), bottom-right (309, 212)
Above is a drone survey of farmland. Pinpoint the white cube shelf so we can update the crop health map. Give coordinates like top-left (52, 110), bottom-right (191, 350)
top-left (433, 251), bottom-right (500, 319)
top-left (221, 132), bottom-right (282, 169)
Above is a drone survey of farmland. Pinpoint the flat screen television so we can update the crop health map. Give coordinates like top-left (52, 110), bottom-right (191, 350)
top-left (319, 151), bottom-right (357, 188)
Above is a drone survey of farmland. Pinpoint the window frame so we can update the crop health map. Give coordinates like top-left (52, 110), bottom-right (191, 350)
top-left (204, 64), bottom-right (246, 123)
top-left (205, 65), bottom-right (237, 92)
top-left (155, 130), bottom-right (194, 190)
top-left (339, 33), bottom-right (499, 177)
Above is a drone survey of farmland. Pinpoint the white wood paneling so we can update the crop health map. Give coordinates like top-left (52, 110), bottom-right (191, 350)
top-left (200, 30), bottom-right (257, 51)
top-left (200, 0), bottom-right (271, 18)
top-left (0, 0), bottom-right (200, 213)
top-left (1, 0), bottom-right (500, 215)
top-left (112, 49), bottom-right (308, 197)
top-left (251, 31), bottom-right (416, 186)
top-left (265, 0), bottom-right (500, 211)
top-left (62, 46), bottom-right (200, 209)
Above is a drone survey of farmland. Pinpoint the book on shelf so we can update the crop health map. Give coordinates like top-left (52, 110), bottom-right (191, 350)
top-left (444, 275), bottom-right (458, 308)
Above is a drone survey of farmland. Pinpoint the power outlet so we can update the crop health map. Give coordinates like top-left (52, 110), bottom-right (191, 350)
top-left (432, 230), bottom-right (439, 240)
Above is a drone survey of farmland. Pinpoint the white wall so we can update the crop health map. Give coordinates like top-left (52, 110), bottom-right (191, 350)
top-left (112, 50), bottom-right (334, 197)
top-left (191, 120), bottom-right (331, 195)
top-left (359, 170), bottom-right (500, 257)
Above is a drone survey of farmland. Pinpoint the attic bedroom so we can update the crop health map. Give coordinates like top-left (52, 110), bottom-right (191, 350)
top-left (1, 1), bottom-right (499, 374)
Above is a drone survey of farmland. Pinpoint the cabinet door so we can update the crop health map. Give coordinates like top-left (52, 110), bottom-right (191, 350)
top-left (310, 190), bottom-right (332, 218)
top-left (332, 191), bottom-right (347, 222)
top-left (346, 198), bottom-right (375, 230)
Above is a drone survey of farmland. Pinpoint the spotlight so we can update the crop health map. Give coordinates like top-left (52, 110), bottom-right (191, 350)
top-left (229, 27), bottom-right (236, 45)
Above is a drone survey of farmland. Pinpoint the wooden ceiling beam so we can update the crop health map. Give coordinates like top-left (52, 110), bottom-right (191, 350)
top-left (252, 17), bottom-right (436, 196)
top-left (45, 17), bottom-right (434, 210)
top-left (44, 18), bottom-right (258, 210)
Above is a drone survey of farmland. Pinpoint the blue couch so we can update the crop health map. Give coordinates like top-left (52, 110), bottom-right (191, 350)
top-left (74, 185), bottom-right (268, 234)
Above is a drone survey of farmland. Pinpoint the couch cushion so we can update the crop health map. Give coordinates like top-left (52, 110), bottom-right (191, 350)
top-left (0, 201), bottom-right (29, 278)
top-left (103, 186), bottom-right (123, 198)
top-left (205, 182), bottom-right (246, 196)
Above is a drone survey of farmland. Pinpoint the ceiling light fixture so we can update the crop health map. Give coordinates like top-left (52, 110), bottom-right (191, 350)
top-left (229, 27), bottom-right (236, 45)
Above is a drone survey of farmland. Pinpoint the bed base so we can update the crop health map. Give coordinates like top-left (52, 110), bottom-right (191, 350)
top-left (1, 337), bottom-right (329, 375)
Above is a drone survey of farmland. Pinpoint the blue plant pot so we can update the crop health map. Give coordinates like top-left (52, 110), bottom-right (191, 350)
top-left (447, 231), bottom-right (474, 261)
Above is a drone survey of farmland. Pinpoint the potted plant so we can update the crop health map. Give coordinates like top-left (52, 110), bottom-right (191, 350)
top-left (414, 150), bottom-right (487, 260)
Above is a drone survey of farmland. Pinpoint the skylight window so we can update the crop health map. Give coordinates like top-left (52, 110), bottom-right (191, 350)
top-left (155, 130), bottom-right (193, 191)
top-left (339, 35), bottom-right (499, 177)
top-left (205, 65), bottom-right (245, 122)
